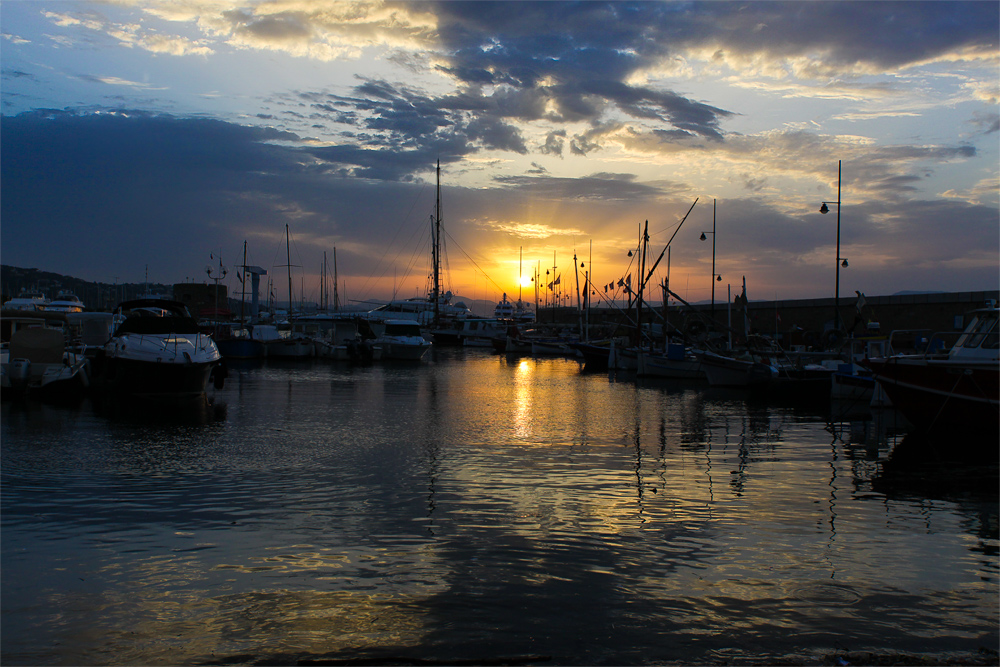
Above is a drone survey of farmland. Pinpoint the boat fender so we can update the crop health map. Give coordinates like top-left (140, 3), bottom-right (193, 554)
top-left (212, 361), bottom-right (228, 389)
top-left (8, 358), bottom-right (30, 395)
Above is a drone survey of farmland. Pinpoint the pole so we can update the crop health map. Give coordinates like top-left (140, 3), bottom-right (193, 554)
top-left (333, 247), bottom-right (339, 311)
top-left (711, 199), bottom-right (717, 321)
top-left (574, 250), bottom-right (582, 337)
top-left (285, 224), bottom-right (293, 319)
top-left (835, 159), bottom-right (842, 331)
top-left (433, 160), bottom-right (441, 327)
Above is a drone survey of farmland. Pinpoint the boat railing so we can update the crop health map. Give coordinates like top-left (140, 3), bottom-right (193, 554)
top-left (885, 328), bottom-right (967, 359)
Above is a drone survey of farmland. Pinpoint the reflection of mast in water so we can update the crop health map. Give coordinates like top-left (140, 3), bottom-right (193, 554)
top-left (632, 420), bottom-right (646, 523)
top-left (729, 416), bottom-right (752, 497)
top-left (826, 440), bottom-right (840, 579)
top-left (421, 368), bottom-right (442, 537)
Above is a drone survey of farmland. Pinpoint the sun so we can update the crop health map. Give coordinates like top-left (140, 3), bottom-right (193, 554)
top-left (519, 276), bottom-right (533, 288)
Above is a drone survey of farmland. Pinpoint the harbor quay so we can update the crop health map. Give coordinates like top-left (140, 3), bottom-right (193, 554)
top-left (531, 289), bottom-right (1000, 345)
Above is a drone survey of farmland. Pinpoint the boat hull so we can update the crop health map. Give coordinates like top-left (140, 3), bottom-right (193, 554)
top-left (265, 338), bottom-right (314, 359)
top-left (637, 351), bottom-right (704, 380)
top-left (698, 352), bottom-right (776, 387)
top-left (101, 357), bottom-right (216, 398)
top-left (866, 357), bottom-right (999, 435)
top-left (216, 338), bottom-right (266, 360)
top-left (380, 341), bottom-right (430, 361)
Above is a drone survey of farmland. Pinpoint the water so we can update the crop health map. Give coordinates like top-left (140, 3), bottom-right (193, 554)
top-left (2, 348), bottom-right (997, 665)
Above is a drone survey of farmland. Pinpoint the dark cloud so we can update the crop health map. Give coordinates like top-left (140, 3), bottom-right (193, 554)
top-left (492, 172), bottom-right (663, 202)
top-left (690, 1), bottom-right (999, 70)
top-left (431, 2), bottom-right (734, 139)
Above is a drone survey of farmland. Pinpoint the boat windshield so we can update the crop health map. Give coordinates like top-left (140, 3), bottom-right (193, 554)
top-left (956, 312), bottom-right (999, 350)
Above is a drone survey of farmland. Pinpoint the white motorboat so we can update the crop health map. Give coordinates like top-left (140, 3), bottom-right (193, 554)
top-left (1, 315), bottom-right (90, 401)
top-left (4, 289), bottom-right (49, 312)
top-left (99, 299), bottom-right (223, 398)
top-left (370, 319), bottom-right (431, 361)
top-left (309, 316), bottom-right (381, 362)
top-left (369, 292), bottom-right (474, 330)
top-left (46, 290), bottom-right (85, 313)
top-left (493, 293), bottom-right (535, 323)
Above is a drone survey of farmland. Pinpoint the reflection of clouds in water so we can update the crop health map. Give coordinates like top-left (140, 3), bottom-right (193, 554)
top-left (1, 351), bottom-right (995, 665)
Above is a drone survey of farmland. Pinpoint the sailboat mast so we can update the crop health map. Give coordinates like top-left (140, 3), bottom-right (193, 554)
top-left (333, 247), bottom-right (339, 311)
top-left (321, 252), bottom-right (326, 311)
top-left (286, 224), bottom-right (293, 318)
top-left (433, 160), bottom-right (441, 326)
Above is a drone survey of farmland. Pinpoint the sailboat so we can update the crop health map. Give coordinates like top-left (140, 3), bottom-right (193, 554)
top-left (214, 241), bottom-right (267, 360)
top-left (366, 161), bottom-right (472, 344)
top-left (266, 225), bottom-right (314, 359)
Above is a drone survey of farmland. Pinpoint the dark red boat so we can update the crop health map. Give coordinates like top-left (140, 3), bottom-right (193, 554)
top-left (865, 305), bottom-right (999, 437)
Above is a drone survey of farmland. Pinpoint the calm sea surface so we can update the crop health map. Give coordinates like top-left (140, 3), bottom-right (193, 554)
top-left (2, 348), bottom-right (997, 666)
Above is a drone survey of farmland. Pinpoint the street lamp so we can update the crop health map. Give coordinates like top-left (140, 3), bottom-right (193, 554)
top-left (819, 160), bottom-right (848, 331)
top-left (699, 199), bottom-right (722, 319)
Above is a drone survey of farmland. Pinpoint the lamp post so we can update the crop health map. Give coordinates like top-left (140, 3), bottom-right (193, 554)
top-left (819, 160), bottom-right (848, 331)
top-left (699, 199), bottom-right (722, 320)
top-left (206, 253), bottom-right (227, 329)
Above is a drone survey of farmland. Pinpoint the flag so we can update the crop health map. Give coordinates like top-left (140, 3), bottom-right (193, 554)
top-left (553, 274), bottom-right (561, 286)
top-left (617, 277), bottom-right (624, 287)
top-left (855, 291), bottom-right (867, 311)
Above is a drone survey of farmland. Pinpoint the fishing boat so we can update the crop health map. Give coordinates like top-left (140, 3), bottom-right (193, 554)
top-left (637, 342), bottom-right (705, 380)
top-left (98, 299), bottom-right (223, 398)
top-left (697, 335), bottom-right (833, 393)
top-left (864, 304), bottom-right (998, 436)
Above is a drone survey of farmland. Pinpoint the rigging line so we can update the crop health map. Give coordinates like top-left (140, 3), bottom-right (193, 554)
top-left (357, 207), bottom-right (430, 300)
top-left (354, 181), bottom-right (430, 299)
top-left (442, 229), bottom-right (505, 295)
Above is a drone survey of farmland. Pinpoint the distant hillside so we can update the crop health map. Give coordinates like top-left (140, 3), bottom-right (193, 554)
top-left (1, 265), bottom-right (172, 310)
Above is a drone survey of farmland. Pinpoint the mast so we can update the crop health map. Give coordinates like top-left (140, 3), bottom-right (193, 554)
top-left (433, 160), bottom-right (441, 327)
top-left (573, 249), bottom-right (582, 337)
top-left (551, 251), bottom-right (557, 322)
top-left (636, 221), bottom-right (648, 347)
top-left (321, 251), bottom-right (327, 311)
top-left (333, 247), bottom-right (340, 311)
top-left (286, 224), bottom-right (293, 319)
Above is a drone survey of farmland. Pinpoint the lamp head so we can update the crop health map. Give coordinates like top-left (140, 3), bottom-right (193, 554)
top-left (841, 258), bottom-right (849, 268)
top-left (716, 274), bottom-right (722, 282)
top-left (819, 203), bottom-right (830, 214)
top-left (700, 232), bottom-right (707, 241)
top-left (628, 250), bottom-right (633, 257)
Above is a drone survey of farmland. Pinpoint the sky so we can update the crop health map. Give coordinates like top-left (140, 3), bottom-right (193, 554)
top-left (1, 0), bottom-right (998, 311)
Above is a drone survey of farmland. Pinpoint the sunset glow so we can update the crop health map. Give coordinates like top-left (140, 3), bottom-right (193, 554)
top-left (1, 1), bottom-right (996, 308)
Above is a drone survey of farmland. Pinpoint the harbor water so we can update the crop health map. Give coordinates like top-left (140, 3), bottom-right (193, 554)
top-left (2, 348), bottom-right (997, 665)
